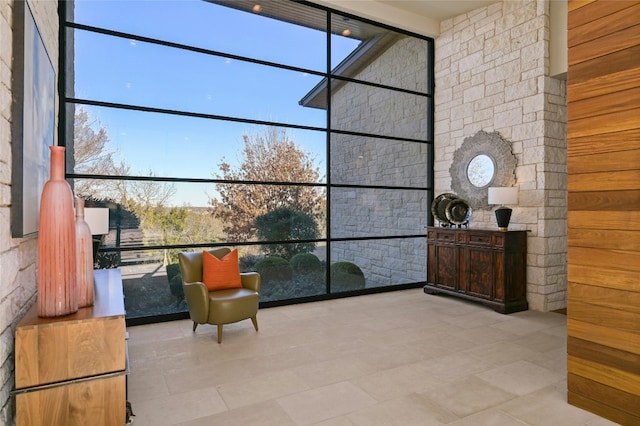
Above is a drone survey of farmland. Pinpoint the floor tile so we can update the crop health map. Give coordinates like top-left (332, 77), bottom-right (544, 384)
top-left (181, 400), bottom-right (296, 426)
top-left (474, 360), bottom-right (563, 396)
top-left (217, 369), bottom-right (310, 409)
top-left (418, 376), bottom-right (515, 417)
top-left (347, 393), bottom-right (458, 425)
top-left (276, 381), bottom-right (376, 425)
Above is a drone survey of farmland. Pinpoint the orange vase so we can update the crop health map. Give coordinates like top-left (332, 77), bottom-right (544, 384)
top-left (75, 198), bottom-right (94, 307)
top-left (38, 146), bottom-right (78, 317)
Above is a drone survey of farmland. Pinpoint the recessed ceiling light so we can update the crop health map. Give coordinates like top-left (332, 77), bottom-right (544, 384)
top-left (342, 29), bottom-right (351, 37)
top-left (252, 4), bottom-right (262, 13)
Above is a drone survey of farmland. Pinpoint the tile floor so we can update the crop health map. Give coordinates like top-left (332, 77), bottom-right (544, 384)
top-left (127, 289), bottom-right (617, 426)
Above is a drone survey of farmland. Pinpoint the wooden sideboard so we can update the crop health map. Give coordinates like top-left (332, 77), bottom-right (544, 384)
top-left (14, 269), bottom-right (127, 426)
top-left (424, 227), bottom-right (528, 314)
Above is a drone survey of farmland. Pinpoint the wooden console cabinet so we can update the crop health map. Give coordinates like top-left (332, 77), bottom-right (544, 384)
top-left (424, 227), bottom-right (528, 313)
top-left (14, 269), bottom-right (127, 426)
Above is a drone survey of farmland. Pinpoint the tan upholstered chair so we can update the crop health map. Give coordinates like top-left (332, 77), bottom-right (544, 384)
top-left (178, 248), bottom-right (260, 343)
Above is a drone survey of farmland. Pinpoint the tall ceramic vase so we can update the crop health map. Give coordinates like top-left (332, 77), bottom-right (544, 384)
top-left (75, 198), bottom-right (94, 307)
top-left (38, 146), bottom-right (78, 317)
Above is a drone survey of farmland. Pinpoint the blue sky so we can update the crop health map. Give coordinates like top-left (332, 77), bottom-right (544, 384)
top-left (73, 0), bottom-right (359, 206)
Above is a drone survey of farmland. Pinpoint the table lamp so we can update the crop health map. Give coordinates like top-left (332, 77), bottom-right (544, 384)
top-left (83, 207), bottom-right (109, 264)
top-left (488, 187), bottom-right (518, 231)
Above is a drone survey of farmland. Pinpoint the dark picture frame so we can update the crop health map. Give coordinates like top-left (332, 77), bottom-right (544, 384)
top-left (11, 0), bottom-right (56, 237)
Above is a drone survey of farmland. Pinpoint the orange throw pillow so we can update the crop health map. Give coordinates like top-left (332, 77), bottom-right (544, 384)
top-left (202, 249), bottom-right (242, 291)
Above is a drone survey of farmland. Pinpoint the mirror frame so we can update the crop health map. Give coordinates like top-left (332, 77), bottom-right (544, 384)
top-left (449, 130), bottom-right (517, 210)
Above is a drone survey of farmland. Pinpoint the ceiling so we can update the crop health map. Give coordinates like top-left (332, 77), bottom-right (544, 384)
top-left (377, 0), bottom-right (497, 21)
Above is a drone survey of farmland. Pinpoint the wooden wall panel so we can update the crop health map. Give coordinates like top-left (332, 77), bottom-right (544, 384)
top-left (568, 46), bottom-right (640, 100)
top-left (568, 3), bottom-right (640, 46)
top-left (568, 130), bottom-right (640, 157)
top-left (568, 1), bottom-right (640, 424)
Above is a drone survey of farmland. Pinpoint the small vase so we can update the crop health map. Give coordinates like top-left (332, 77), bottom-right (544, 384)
top-left (75, 198), bottom-right (94, 307)
top-left (38, 146), bottom-right (78, 317)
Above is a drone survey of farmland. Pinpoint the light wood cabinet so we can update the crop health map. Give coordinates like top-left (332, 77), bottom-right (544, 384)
top-left (424, 227), bottom-right (528, 314)
top-left (14, 269), bottom-right (127, 426)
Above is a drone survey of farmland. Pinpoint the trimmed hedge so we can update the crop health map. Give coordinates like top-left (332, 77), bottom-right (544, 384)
top-left (330, 262), bottom-right (365, 293)
top-left (290, 253), bottom-right (322, 275)
top-left (253, 256), bottom-right (293, 283)
top-left (166, 263), bottom-right (184, 302)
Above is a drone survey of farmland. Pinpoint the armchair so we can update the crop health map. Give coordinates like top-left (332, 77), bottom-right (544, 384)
top-left (178, 248), bottom-right (260, 343)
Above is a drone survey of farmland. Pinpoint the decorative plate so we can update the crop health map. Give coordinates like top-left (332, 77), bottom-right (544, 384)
top-left (445, 198), bottom-right (473, 225)
top-left (431, 193), bottom-right (458, 226)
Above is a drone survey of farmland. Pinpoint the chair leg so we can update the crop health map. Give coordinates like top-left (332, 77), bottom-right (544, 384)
top-left (251, 316), bottom-right (259, 332)
top-left (217, 324), bottom-right (223, 344)
top-left (192, 321), bottom-right (198, 332)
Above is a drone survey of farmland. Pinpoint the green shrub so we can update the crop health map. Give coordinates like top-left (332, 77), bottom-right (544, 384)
top-left (166, 263), bottom-right (184, 301)
top-left (239, 253), bottom-right (262, 273)
top-left (254, 208), bottom-right (319, 260)
top-left (253, 256), bottom-right (293, 283)
top-left (330, 262), bottom-right (365, 293)
top-left (290, 253), bottom-right (322, 275)
top-left (166, 263), bottom-right (181, 281)
top-left (95, 252), bottom-right (120, 269)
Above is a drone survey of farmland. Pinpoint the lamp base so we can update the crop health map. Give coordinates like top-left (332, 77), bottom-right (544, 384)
top-left (495, 207), bottom-right (512, 231)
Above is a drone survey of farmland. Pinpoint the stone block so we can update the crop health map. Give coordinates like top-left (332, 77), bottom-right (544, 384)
top-left (463, 85), bottom-right (484, 104)
top-left (527, 293), bottom-right (545, 311)
top-left (494, 106), bottom-right (524, 128)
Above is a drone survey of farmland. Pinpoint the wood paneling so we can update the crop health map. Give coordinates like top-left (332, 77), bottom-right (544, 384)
top-left (568, 24), bottom-right (640, 66)
top-left (568, 265), bottom-right (640, 291)
top-left (568, 3), bottom-right (640, 46)
top-left (568, 130), bottom-right (640, 157)
top-left (568, 1), bottom-right (635, 26)
top-left (568, 109), bottom-right (639, 138)
top-left (568, 228), bottom-right (640, 251)
top-left (568, 373), bottom-right (640, 418)
top-left (568, 46), bottom-right (640, 98)
top-left (568, 337), bottom-right (640, 376)
top-left (568, 211), bottom-right (640, 230)
top-left (568, 1), bottom-right (640, 423)
top-left (568, 190), bottom-right (640, 211)
top-left (569, 87), bottom-right (640, 121)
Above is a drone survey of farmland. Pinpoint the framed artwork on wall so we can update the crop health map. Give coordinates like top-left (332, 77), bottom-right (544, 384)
top-left (11, 0), bottom-right (56, 237)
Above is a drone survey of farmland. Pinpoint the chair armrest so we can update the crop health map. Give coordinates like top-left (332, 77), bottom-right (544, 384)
top-left (241, 272), bottom-right (261, 292)
top-left (183, 281), bottom-right (210, 323)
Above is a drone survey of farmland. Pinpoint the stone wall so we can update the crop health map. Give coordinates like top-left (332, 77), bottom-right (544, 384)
top-left (0, 1), bottom-right (59, 423)
top-left (330, 37), bottom-right (430, 287)
top-left (434, 0), bottom-right (567, 311)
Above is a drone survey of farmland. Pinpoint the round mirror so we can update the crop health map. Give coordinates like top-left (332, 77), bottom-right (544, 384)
top-left (449, 130), bottom-right (517, 210)
top-left (467, 154), bottom-right (494, 188)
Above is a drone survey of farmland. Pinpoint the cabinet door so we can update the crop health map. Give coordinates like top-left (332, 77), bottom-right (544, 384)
top-left (435, 243), bottom-right (457, 290)
top-left (427, 242), bottom-right (436, 284)
top-left (464, 246), bottom-right (493, 299)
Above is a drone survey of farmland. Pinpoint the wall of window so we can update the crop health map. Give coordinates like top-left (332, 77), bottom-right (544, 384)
top-left (61, 0), bottom-right (434, 324)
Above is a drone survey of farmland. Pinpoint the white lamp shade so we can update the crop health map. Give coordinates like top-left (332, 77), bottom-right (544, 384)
top-left (83, 207), bottom-right (110, 235)
top-left (488, 187), bottom-right (518, 205)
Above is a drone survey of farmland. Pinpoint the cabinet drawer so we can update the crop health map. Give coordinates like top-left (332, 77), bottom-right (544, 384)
top-left (432, 229), bottom-right (457, 242)
top-left (467, 232), bottom-right (492, 246)
top-left (492, 234), bottom-right (504, 247)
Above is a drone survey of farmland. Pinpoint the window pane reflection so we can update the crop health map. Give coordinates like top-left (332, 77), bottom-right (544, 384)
top-left (73, 0), bottom-right (329, 72)
top-left (68, 104), bottom-right (327, 182)
top-left (329, 79), bottom-right (428, 140)
top-left (330, 237), bottom-right (426, 292)
top-left (330, 14), bottom-right (430, 93)
top-left (72, 29), bottom-right (326, 127)
top-left (330, 187), bottom-right (428, 238)
top-left (330, 135), bottom-right (429, 187)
